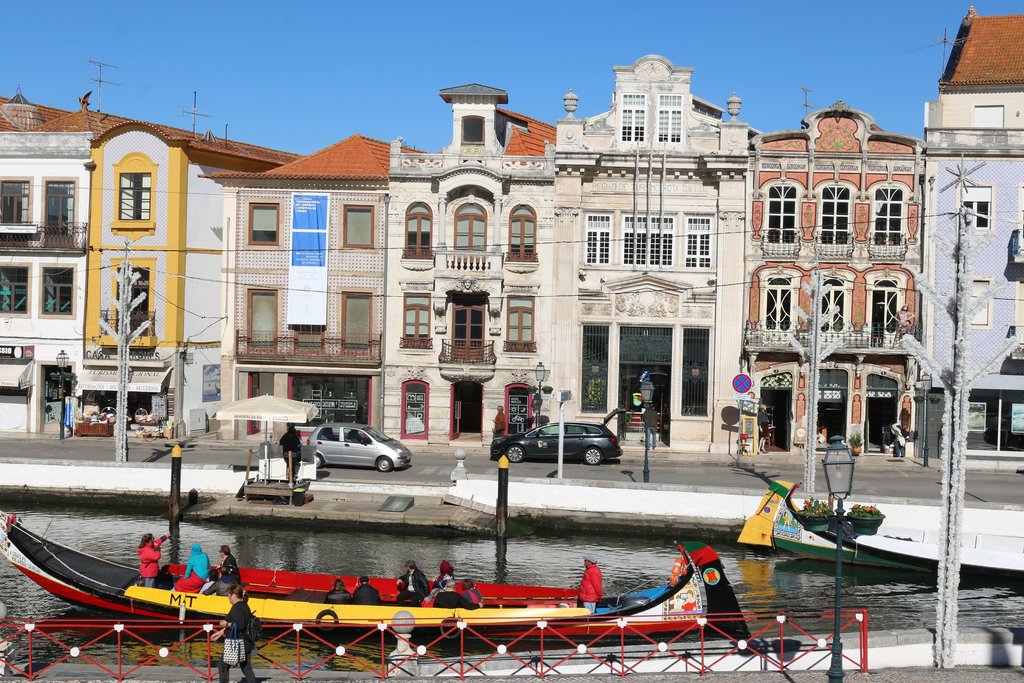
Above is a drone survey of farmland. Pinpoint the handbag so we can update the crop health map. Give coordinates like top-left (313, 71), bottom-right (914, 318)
top-left (222, 624), bottom-right (245, 665)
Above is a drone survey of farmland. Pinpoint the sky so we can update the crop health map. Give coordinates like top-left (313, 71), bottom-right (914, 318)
top-left (3, 1), bottom-right (1023, 157)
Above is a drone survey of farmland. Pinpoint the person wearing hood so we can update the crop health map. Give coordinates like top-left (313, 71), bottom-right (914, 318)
top-left (174, 543), bottom-right (210, 593)
top-left (431, 560), bottom-right (455, 596)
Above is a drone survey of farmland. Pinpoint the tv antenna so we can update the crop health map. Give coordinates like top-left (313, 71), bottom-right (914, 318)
top-left (907, 28), bottom-right (963, 76)
top-left (799, 85), bottom-right (815, 117)
top-left (88, 59), bottom-right (120, 113)
top-left (180, 91), bottom-right (211, 136)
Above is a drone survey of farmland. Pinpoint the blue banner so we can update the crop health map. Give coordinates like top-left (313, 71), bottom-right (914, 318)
top-left (288, 193), bottom-right (330, 325)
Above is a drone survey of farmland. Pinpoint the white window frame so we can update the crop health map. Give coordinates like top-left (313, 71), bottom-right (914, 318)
top-left (585, 214), bottom-right (612, 265)
top-left (873, 187), bottom-right (904, 244)
top-left (820, 186), bottom-right (851, 243)
top-left (821, 278), bottom-right (847, 332)
top-left (971, 278), bottom-right (992, 328)
top-left (684, 216), bottom-right (712, 269)
top-left (657, 95), bottom-right (683, 143)
top-left (766, 185), bottom-right (798, 242)
top-left (623, 215), bottom-right (674, 266)
top-left (620, 93), bottom-right (646, 143)
top-left (973, 105), bottom-right (1004, 128)
top-left (963, 186), bottom-right (992, 231)
top-left (765, 277), bottom-right (793, 331)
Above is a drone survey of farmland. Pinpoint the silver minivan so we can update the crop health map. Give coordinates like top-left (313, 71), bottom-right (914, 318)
top-left (308, 423), bottom-right (412, 472)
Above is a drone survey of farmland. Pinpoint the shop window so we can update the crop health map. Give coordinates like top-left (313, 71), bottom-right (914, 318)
top-left (249, 204), bottom-right (279, 244)
top-left (41, 267), bottom-right (73, 316)
top-left (1, 181), bottom-right (29, 223)
top-left (402, 380), bottom-right (428, 438)
top-left (681, 327), bottom-right (709, 416)
top-left (581, 325), bottom-right (609, 413)
top-left (0, 265), bottom-right (29, 314)
top-left (45, 181), bottom-right (75, 225)
top-left (292, 374), bottom-right (369, 424)
top-left (344, 206), bottom-right (374, 248)
top-left (404, 203), bottom-right (432, 258)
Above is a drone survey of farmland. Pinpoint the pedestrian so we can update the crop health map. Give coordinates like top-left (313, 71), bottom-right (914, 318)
top-left (579, 555), bottom-right (603, 613)
top-left (493, 406), bottom-right (506, 439)
top-left (173, 543), bottom-right (210, 593)
top-left (279, 423), bottom-right (302, 484)
top-left (891, 422), bottom-right (907, 458)
top-left (757, 405), bottom-right (771, 452)
top-left (211, 584), bottom-right (256, 683)
top-left (137, 533), bottom-right (169, 587)
top-left (643, 405), bottom-right (659, 449)
top-left (399, 560), bottom-right (430, 600)
top-left (352, 576), bottom-right (382, 605)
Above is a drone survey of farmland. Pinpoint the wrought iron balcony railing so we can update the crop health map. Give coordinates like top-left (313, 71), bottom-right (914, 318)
top-left (503, 340), bottom-right (537, 353)
top-left (745, 322), bottom-right (921, 352)
top-left (236, 331), bottom-right (381, 363)
top-left (815, 232), bottom-right (853, 260)
top-left (868, 233), bottom-right (909, 261)
top-left (439, 339), bottom-right (496, 365)
top-left (0, 222), bottom-right (88, 251)
top-left (399, 336), bottom-right (433, 350)
top-left (761, 235), bottom-right (801, 259)
top-left (401, 247), bottom-right (434, 260)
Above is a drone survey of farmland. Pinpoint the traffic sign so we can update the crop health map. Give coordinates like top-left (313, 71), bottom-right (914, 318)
top-left (732, 373), bottom-right (752, 393)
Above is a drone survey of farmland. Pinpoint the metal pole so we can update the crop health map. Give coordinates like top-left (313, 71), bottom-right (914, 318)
top-left (495, 455), bottom-right (508, 539)
top-left (58, 369), bottom-right (65, 441)
top-left (827, 496), bottom-right (845, 683)
top-left (556, 396), bottom-right (565, 480)
top-left (804, 270), bottom-right (822, 494)
top-left (642, 422), bottom-right (650, 484)
top-left (923, 392), bottom-right (930, 469)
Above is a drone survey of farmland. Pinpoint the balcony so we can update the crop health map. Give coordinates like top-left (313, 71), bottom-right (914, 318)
top-left (399, 336), bottom-right (433, 350)
top-left (761, 235), bottom-right (800, 259)
top-left (0, 222), bottom-right (88, 251)
top-left (100, 309), bottom-right (157, 340)
top-left (439, 339), bottom-right (496, 365)
top-left (815, 232), bottom-right (853, 260)
top-left (503, 340), bottom-right (537, 353)
top-left (235, 331), bottom-right (381, 364)
top-left (745, 322), bottom-right (921, 353)
top-left (868, 233), bottom-right (909, 261)
top-left (435, 246), bottom-right (503, 275)
top-left (1011, 229), bottom-right (1024, 264)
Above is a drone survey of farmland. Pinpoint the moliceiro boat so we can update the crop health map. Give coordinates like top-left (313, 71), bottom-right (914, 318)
top-left (738, 480), bottom-right (1024, 580)
top-left (0, 511), bottom-right (748, 639)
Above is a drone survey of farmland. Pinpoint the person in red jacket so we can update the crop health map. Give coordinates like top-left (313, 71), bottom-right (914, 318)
top-left (579, 555), bottom-right (603, 613)
top-left (137, 533), bottom-right (169, 588)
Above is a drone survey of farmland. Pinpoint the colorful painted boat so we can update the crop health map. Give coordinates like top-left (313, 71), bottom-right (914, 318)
top-left (738, 480), bottom-right (1024, 580)
top-left (0, 511), bottom-right (748, 638)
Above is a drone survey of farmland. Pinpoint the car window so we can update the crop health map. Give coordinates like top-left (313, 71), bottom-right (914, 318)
top-left (319, 427), bottom-right (340, 442)
top-left (344, 428), bottom-right (365, 444)
top-left (565, 425), bottom-right (585, 436)
top-left (537, 425), bottom-right (560, 437)
top-left (584, 426), bottom-right (603, 435)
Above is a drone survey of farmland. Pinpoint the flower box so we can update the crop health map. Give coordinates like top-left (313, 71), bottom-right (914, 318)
top-left (849, 515), bottom-right (885, 536)
top-left (794, 512), bottom-right (833, 533)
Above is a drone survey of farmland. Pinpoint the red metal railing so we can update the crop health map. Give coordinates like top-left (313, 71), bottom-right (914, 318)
top-left (0, 610), bottom-right (868, 681)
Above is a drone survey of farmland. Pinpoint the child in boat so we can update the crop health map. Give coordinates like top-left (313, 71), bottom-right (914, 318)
top-left (173, 543), bottom-right (210, 593)
top-left (326, 578), bottom-right (352, 604)
top-left (137, 533), bottom-right (168, 588)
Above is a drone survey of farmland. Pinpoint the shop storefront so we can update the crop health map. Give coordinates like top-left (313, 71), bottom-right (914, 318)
top-left (290, 374), bottom-right (370, 425)
top-left (76, 367), bottom-right (172, 427)
top-left (965, 376), bottom-right (1024, 454)
top-left (401, 380), bottom-right (428, 439)
top-left (0, 346), bottom-right (34, 431)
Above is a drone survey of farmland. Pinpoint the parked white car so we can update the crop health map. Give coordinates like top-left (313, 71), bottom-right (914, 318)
top-left (308, 423), bottom-right (411, 472)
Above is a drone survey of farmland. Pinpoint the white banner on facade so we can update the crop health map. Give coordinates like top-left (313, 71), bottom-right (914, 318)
top-left (287, 193), bottom-right (329, 325)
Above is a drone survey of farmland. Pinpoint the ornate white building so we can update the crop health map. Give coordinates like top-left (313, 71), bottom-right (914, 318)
top-left (554, 56), bottom-right (749, 452)
top-left (382, 85), bottom-right (556, 443)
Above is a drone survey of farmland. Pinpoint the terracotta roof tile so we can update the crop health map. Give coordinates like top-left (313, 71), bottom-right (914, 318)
top-left (208, 134), bottom-right (418, 181)
top-left (498, 108), bottom-right (555, 157)
top-left (0, 95), bottom-right (297, 166)
top-left (944, 13), bottom-right (1024, 86)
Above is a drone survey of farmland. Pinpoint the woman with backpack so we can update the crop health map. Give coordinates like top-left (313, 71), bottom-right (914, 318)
top-left (212, 584), bottom-right (257, 683)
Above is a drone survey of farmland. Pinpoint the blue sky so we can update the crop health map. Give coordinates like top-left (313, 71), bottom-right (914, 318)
top-left (4, 1), bottom-right (1021, 156)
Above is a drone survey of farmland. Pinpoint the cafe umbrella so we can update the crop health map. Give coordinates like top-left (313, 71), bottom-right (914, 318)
top-left (214, 394), bottom-right (319, 481)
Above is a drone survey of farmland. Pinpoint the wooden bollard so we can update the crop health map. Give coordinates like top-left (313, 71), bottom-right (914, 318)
top-left (169, 443), bottom-right (182, 532)
top-left (496, 455), bottom-right (509, 539)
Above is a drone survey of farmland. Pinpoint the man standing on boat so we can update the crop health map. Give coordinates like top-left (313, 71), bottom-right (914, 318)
top-left (579, 555), bottom-right (603, 613)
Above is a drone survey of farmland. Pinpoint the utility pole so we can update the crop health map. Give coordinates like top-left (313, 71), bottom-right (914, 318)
top-left (902, 160), bottom-right (1014, 668)
top-left (98, 243), bottom-right (151, 463)
top-left (786, 269), bottom-right (842, 494)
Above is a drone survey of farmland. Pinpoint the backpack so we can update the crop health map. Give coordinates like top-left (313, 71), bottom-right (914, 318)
top-left (245, 612), bottom-right (263, 642)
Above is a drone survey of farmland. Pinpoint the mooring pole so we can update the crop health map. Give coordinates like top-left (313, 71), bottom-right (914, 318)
top-left (496, 455), bottom-right (509, 539)
top-left (169, 443), bottom-right (182, 532)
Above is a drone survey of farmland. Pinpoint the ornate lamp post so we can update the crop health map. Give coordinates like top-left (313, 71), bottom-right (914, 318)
top-left (914, 372), bottom-right (933, 468)
top-left (56, 349), bottom-right (69, 442)
top-left (533, 362), bottom-right (549, 428)
top-left (640, 378), bottom-right (654, 483)
top-left (821, 435), bottom-right (856, 683)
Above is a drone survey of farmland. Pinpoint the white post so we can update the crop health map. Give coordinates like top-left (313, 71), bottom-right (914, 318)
top-left (556, 393), bottom-right (566, 480)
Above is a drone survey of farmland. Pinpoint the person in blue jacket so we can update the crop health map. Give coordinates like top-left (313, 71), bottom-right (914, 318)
top-left (174, 543), bottom-right (210, 593)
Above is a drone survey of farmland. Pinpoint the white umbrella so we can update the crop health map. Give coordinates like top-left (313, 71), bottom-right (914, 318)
top-left (214, 394), bottom-right (318, 424)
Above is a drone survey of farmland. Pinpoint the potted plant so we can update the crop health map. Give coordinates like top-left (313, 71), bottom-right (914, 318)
top-left (541, 385), bottom-right (554, 394)
top-left (847, 503), bottom-right (885, 536)
top-left (795, 498), bottom-right (833, 532)
top-left (848, 430), bottom-right (863, 456)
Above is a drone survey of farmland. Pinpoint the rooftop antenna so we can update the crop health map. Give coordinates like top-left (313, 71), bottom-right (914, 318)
top-left (180, 91), bottom-right (211, 137)
top-left (907, 28), bottom-right (963, 76)
top-left (88, 59), bottom-right (120, 113)
top-left (799, 85), bottom-right (815, 117)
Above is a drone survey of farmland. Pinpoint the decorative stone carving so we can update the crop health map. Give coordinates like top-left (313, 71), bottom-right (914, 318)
top-left (488, 297), bottom-right (503, 319)
top-left (508, 369), bottom-right (533, 385)
top-left (636, 61), bottom-right (670, 80)
top-left (432, 296), bottom-right (448, 317)
top-left (680, 305), bottom-right (713, 320)
top-left (580, 303), bottom-right (613, 317)
top-left (439, 366), bottom-right (495, 384)
top-left (614, 291), bottom-right (679, 318)
top-left (400, 367), bottom-right (429, 383)
top-left (403, 281), bottom-right (433, 291)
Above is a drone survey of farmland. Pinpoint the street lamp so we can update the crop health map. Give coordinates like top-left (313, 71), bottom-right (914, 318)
top-left (640, 378), bottom-right (654, 484)
top-left (821, 435), bottom-right (856, 683)
top-left (533, 362), bottom-right (549, 428)
top-left (56, 349), bottom-right (69, 442)
top-left (915, 372), bottom-right (933, 468)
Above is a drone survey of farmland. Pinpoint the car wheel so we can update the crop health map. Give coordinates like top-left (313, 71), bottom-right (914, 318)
top-left (375, 456), bottom-right (395, 473)
top-left (583, 447), bottom-right (604, 466)
top-left (506, 445), bottom-right (527, 463)
top-left (315, 452), bottom-right (326, 469)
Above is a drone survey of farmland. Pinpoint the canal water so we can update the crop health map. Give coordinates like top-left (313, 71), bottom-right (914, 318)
top-left (2, 502), bottom-right (1022, 633)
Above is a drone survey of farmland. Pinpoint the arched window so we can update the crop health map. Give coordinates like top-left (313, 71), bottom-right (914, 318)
top-left (765, 277), bottom-right (792, 331)
top-left (820, 187), bottom-right (850, 244)
top-left (871, 279), bottom-right (900, 339)
top-left (455, 203), bottom-right (487, 251)
top-left (767, 186), bottom-right (798, 243)
top-left (508, 205), bottom-right (536, 261)
top-left (821, 277), bottom-right (846, 332)
top-left (404, 203), bottom-right (432, 259)
top-left (873, 188), bottom-right (903, 246)
top-left (401, 380), bottom-right (429, 439)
